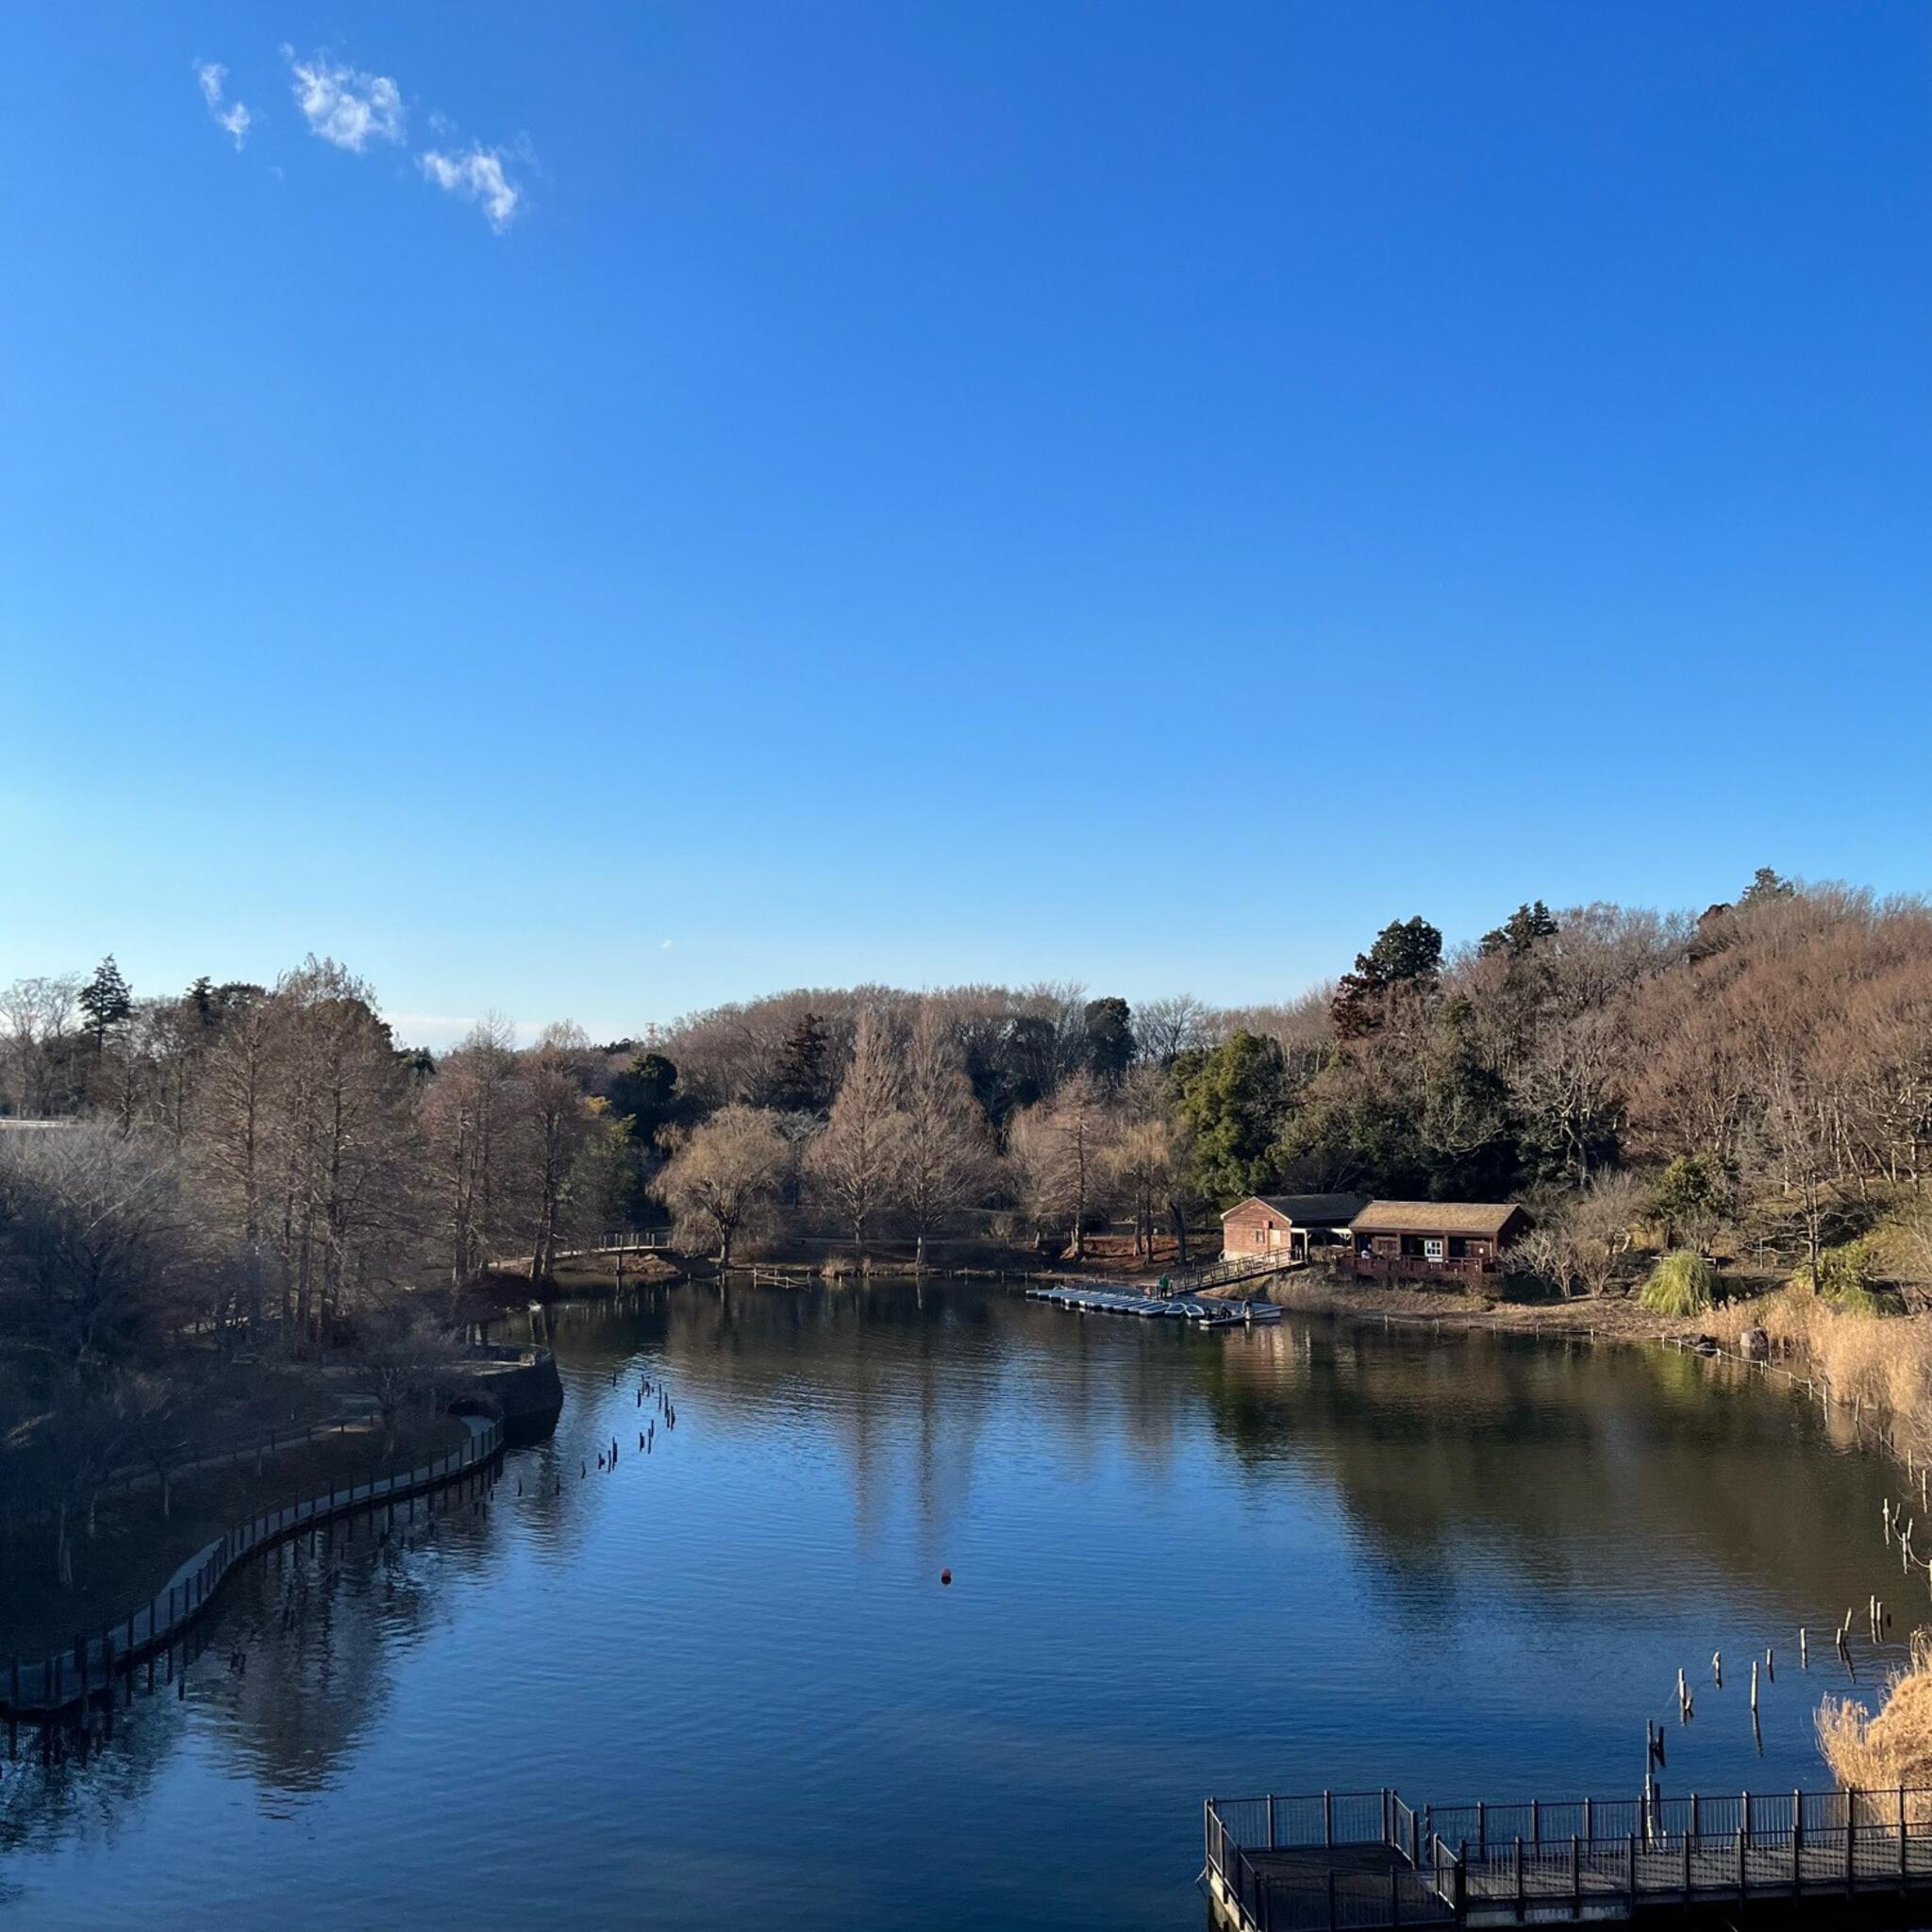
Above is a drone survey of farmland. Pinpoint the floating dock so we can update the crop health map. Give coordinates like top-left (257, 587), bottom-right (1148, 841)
top-left (1024, 1284), bottom-right (1281, 1326)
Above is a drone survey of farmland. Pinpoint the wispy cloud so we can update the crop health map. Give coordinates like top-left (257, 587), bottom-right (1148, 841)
top-left (284, 48), bottom-right (405, 152)
top-left (194, 61), bottom-right (252, 149)
top-left (418, 143), bottom-right (523, 233)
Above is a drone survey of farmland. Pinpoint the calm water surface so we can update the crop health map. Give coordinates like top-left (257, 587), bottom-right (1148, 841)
top-left (0, 1282), bottom-right (1914, 1928)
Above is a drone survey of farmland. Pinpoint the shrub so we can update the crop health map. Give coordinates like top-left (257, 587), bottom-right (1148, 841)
top-left (1782, 1237), bottom-right (1890, 1316)
top-left (1640, 1249), bottom-right (1715, 1317)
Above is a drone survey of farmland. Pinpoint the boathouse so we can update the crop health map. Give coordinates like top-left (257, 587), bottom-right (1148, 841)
top-left (1342, 1201), bottom-right (1530, 1279)
top-left (1220, 1194), bottom-right (1367, 1265)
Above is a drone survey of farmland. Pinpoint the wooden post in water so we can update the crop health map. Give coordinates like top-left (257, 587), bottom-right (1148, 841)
top-left (1751, 1661), bottom-right (1759, 1713)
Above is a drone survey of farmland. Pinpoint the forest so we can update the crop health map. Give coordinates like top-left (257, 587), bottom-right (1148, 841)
top-left (4, 869), bottom-right (1931, 1585)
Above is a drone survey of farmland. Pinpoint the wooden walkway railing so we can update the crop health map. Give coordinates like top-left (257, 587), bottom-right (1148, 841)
top-left (1205, 1784), bottom-right (1932, 1929)
top-left (1167, 1251), bottom-right (1304, 1295)
top-left (3, 1415), bottom-right (505, 1720)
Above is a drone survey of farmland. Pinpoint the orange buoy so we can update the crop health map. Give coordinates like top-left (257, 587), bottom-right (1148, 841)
top-left (940, 1569), bottom-right (952, 1586)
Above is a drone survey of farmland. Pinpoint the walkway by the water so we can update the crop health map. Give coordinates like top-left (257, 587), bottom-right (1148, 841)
top-left (1205, 1787), bottom-right (1932, 1929)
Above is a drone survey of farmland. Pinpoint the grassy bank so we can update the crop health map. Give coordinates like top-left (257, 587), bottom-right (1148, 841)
top-left (0, 1411), bottom-right (470, 1660)
top-left (1262, 1268), bottom-right (1694, 1342)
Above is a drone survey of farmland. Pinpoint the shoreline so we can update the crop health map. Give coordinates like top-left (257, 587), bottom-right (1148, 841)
top-left (2, 1417), bottom-right (508, 1719)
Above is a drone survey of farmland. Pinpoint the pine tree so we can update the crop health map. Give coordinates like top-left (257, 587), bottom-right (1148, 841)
top-left (79, 955), bottom-right (133, 1051)
top-left (770, 1012), bottom-right (831, 1113)
top-left (1479, 901), bottom-right (1559, 958)
top-left (1329, 917), bottom-right (1442, 1040)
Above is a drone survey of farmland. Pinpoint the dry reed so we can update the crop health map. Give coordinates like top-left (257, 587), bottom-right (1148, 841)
top-left (1819, 1633), bottom-right (1932, 1801)
top-left (1706, 1288), bottom-right (1932, 1459)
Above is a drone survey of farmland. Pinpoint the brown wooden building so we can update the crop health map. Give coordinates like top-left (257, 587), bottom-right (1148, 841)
top-left (1342, 1200), bottom-right (1530, 1279)
top-left (1220, 1194), bottom-right (1368, 1264)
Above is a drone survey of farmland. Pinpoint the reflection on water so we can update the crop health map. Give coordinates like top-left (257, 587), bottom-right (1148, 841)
top-left (0, 1283), bottom-right (1913, 1929)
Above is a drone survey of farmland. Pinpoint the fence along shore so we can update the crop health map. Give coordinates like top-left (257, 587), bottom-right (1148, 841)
top-left (4, 1413), bottom-right (506, 1722)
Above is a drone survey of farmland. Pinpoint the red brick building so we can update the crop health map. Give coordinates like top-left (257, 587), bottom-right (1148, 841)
top-left (1219, 1194), bottom-right (1367, 1265)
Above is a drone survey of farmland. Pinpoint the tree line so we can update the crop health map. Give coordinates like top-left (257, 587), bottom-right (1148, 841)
top-left (6, 868), bottom-right (1932, 1581)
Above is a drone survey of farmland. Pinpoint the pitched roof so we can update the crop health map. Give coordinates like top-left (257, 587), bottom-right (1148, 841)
top-left (1350, 1200), bottom-right (1526, 1236)
top-left (1222, 1193), bottom-right (1368, 1225)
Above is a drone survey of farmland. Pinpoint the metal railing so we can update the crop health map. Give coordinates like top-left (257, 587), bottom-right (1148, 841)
top-left (1204, 1784), bottom-right (1932, 1930)
top-left (3, 1415), bottom-right (505, 1718)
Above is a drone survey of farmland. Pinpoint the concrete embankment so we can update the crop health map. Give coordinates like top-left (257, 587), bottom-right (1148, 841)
top-left (446, 1344), bottom-right (564, 1441)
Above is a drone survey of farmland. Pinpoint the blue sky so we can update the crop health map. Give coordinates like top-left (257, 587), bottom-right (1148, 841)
top-left (3, 3), bottom-right (1927, 1047)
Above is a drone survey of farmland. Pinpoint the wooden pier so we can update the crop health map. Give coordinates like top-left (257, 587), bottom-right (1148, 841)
top-left (1204, 1785), bottom-right (1932, 1929)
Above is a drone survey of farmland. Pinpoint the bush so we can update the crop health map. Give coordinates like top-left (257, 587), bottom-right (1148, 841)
top-left (1779, 1238), bottom-right (1890, 1316)
top-left (1815, 1236), bottom-right (1889, 1316)
top-left (1640, 1250), bottom-right (1715, 1317)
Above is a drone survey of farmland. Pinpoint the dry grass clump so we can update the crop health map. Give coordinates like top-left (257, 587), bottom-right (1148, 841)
top-left (1819, 1632), bottom-right (1932, 1797)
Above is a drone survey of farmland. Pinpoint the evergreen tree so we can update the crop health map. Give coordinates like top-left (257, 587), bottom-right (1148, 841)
top-left (770, 1012), bottom-right (831, 1113)
top-left (1739, 866), bottom-right (1796, 907)
top-left (1082, 996), bottom-right (1134, 1085)
top-left (1330, 916), bottom-right (1442, 1040)
top-left (613, 1050), bottom-right (681, 1142)
top-left (78, 956), bottom-right (133, 1051)
top-left (1170, 1031), bottom-right (1290, 1203)
top-left (187, 975), bottom-right (218, 1028)
top-left (1479, 900), bottom-right (1559, 958)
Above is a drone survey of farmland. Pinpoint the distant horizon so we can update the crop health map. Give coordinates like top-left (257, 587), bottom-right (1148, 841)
top-left (8, 861), bottom-right (1914, 1055)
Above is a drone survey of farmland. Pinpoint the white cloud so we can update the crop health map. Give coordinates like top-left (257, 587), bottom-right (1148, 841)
top-left (659, 940), bottom-right (675, 950)
top-left (418, 143), bottom-right (523, 232)
top-left (285, 48), bottom-right (405, 152)
top-left (194, 60), bottom-right (252, 149)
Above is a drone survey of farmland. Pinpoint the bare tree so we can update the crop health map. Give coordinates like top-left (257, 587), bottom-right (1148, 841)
top-left (521, 1023), bottom-right (591, 1283)
top-left (0, 975), bottom-right (81, 1118)
top-left (900, 1002), bottom-right (991, 1269)
top-left (264, 959), bottom-right (422, 1348)
top-left (1133, 994), bottom-right (1207, 1067)
top-left (1008, 1071), bottom-right (1114, 1261)
top-left (192, 985), bottom-right (275, 1332)
top-left (0, 1123), bottom-right (190, 1378)
top-left (652, 1105), bottom-right (786, 1266)
top-left (420, 1013), bottom-right (523, 1290)
top-left (1108, 1068), bottom-right (1181, 1258)
top-left (808, 1008), bottom-right (908, 1261)
top-left (351, 1301), bottom-right (457, 1457)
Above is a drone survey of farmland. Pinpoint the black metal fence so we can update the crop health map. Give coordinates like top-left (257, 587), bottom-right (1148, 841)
top-left (4, 1416), bottom-right (504, 1718)
top-left (1204, 1783), bottom-right (1932, 1931)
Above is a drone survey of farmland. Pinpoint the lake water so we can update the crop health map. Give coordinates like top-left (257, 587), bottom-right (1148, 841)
top-left (0, 1281), bottom-right (1913, 1928)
